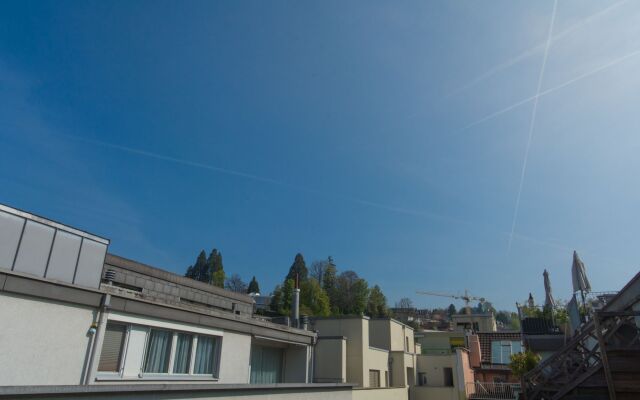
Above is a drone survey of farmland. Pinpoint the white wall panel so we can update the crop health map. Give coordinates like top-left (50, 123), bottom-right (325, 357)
top-left (74, 239), bottom-right (107, 288)
top-left (0, 210), bottom-right (24, 270)
top-left (46, 230), bottom-right (82, 283)
top-left (13, 220), bottom-right (55, 277)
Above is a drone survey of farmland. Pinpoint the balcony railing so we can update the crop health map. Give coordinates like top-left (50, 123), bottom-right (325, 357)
top-left (467, 382), bottom-right (521, 400)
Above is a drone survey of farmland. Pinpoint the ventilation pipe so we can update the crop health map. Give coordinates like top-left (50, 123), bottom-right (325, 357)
top-left (292, 273), bottom-right (300, 328)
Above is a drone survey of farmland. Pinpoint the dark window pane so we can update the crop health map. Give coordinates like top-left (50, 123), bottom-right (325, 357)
top-left (173, 333), bottom-right (193, 374)
top-left (144, 329), bottom-right (172, 373)
top-left (194, 336), bottom-right (220, 375)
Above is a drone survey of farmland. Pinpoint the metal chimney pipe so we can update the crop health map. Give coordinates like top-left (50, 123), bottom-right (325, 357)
top-left (291, 273), bottom-right (300, 328)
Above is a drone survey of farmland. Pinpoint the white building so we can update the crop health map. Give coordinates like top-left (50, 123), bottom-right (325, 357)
top-left (0, 204), bottom-right (352, 400)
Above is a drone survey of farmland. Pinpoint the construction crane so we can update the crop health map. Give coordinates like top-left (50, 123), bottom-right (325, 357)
top-left (416, 289), bottom-right (487, 315)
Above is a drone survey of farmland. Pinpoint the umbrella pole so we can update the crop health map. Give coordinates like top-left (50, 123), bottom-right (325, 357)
top-left (580, 289), bottom-right (587, 322)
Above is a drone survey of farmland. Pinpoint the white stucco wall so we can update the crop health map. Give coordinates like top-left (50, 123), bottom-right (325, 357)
top-left (0, 292), bottom-right (96, 385)
top-left (218, 331), bottom-right (252, 383)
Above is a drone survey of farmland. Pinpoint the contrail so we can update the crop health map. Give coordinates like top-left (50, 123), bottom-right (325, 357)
top-left (62, 134), bottom-right (462, 224)
top-left (508, 0), bottom-right (558, 253)
top-left (447, 0), bottom-right (629, 98)
top-left (456, 48), bottom-right (640, 134)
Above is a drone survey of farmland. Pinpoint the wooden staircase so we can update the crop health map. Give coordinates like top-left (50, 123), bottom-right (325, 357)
top-left (523, 272), bottom-right (640, 400)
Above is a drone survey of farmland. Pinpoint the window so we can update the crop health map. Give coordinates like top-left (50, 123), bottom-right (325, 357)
top-left (405, 337), bottom-right (409, 352)
top-left (491, 340), bottom-right (522, 364)
top-left (385, 371), bottom-right (389, 387)
top-left (369, 369), bottom-right (381, 388)
top-left (418, 372), bottom-right (427, 386)
top-left (443, 367), bottom-right (454, 387)
top-left (172, 333), bottom-right (193, 374)
top-left (144, 329), bottom-right (173, 373)
top-left (97, 320), bottom-right (222, 379)
top-left (98, 323), bottom-right (127, 372)
top-left (250, 345), bottom-right (283, 384)
top-left (194, 335), bottom-right (219, 375)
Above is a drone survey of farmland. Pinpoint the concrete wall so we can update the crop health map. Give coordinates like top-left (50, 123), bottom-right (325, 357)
top-left (314, 338), bottom-right (346, 383)
top-left (0, 292), bottom-right (95, 385)
top-left (455, 348), bottom-right (474, 399)
top-left (313, 318), bottom-right (367, 387)
top-left (368, 320), bottom-right (391, 350)
top-left (364, 347), bottom-right (390, 387)
top-left (415, 331), bottom-right (465, 355)
top-left (352, 387), bottom-right (408, 400)
top-left (411, 386), bottom-right (458, 400)
top-left (416, 354), bottom-right (454, 387)
top-left (0, 385), bottom-right (354, 400)
top-left (284, 345), bottom-right (310, 383)
top-left (218, 331), bottom-right (252, 383)
top-left (369, 319), bottom-right (414, 353)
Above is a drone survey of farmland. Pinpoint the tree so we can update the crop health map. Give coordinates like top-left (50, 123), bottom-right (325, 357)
top-left (510, 351), bottom-right (540, 378)
top-left (496, 310), bottom-right (521, 330)
top-left (225, 273), bottom-right (247, 293)
top-left (207, 249), bottom-right (225, 288)
top-left (447, 303), bottom-right (457, 317)
top-left (333, 271), bottom-right (369, 315)
top-left (247, 276), bottom-right (260, 294)
top-left (310, 257), bottom-right (332, 284)
top-left (396, 297), bottom-right (414, 309)
top-left (300, 279), bottom-right (330, 317)
top-left (271, 279), bottom-right (295, 315)
top-left (286, 253), bottom-right (308, 282)
top-left (367, 285), bottom-right (389, 317)
top-left (185, 250), bottom-right (210, 283)
top-left (322, 262), bottom-right (338, 314)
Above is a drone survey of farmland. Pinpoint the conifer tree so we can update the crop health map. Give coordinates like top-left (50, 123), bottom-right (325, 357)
top-left (247, 276), bottom-right (260, 294)
top-left (286, 253), bottom-right (308, 282)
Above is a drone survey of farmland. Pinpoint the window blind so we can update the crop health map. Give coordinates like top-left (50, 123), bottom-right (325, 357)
top-left (98, 323), bottom-right (126, 372)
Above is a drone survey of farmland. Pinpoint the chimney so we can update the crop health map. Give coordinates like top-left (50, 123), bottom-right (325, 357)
top-left (291, 273), bottom-right (300, 328)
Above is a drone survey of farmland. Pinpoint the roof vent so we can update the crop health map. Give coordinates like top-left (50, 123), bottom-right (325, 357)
top-left (104, 269), bottom-right (117, 283)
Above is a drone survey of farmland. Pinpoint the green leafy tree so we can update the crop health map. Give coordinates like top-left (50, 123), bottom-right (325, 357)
top-left (247, 276), bottom-right (260, 294)
top-left (447, 303), bottom-right (457, 317)
top-left (367, 285), bottom-right (389, 317)
top-left (333, 271), bottom-right (369, 315)
top-left (185, 250), bottom-right (210, 283)
top-left (510, 351), bottom-right (540, 378)
top-left (271, 279), bottom-right (296, 315)
top-left (322, 262), bottom-right (339, 314)
top-left (286, 253), bottom-right (309, 282)
top-left (207, 249), bottom-right (225, 287)
top-left (300, 279), bottom-right (330, 316)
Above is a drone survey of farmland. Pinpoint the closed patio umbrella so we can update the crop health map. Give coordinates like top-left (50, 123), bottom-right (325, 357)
top-left (543, 269), bottom-right (555, 309)
top-left (571, 251), bottom-right (591, 294)
top-left (571, 251), bottom-right (591, 315)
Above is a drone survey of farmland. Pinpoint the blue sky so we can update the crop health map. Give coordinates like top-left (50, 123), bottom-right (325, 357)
top-left (1, 0), bottom-right (639, 310)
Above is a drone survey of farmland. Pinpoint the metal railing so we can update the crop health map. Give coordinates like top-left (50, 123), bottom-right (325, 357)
top-left (466, 382), bottom-right (521, 400)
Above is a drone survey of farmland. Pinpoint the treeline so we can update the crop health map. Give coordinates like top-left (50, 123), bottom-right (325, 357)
top-left (270, 253), bottom-right (389, 318)
top-left (184, 248), bottom-right (260, 294)
top-left (184, 249), bottom-right (389, 318)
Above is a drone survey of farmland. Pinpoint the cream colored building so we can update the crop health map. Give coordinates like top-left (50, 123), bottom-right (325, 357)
top-left (311, 317), bottom-right (418, 389)
top-left (451, 313), bottom-right (497, 332)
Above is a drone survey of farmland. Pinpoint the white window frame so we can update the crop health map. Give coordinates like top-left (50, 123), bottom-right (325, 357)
top-left (95, 313), bottom-right (223, 381)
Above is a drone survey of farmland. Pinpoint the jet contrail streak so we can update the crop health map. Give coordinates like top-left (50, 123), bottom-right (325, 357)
top-left (508, 0), bottom-right (558, 253)
top-left (447, 0), bottom-right (629, 98)
top-left (456, 48), bottom-right (640, 134)
top-left (63, 134), bottom-right (463, 224)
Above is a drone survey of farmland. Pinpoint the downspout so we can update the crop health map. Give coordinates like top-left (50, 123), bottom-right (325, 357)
top-left (84, 293), bottom-right (111, 385)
